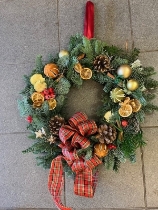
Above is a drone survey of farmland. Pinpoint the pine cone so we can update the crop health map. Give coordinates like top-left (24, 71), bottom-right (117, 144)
top-left (96, 124), bottom-right (117, 144)
top-left (49, 116), bottom-right (65, 136)
top-left (123, 117), bottom-right (140, 134)
top-left (93, 55), bottom-right (111, 73)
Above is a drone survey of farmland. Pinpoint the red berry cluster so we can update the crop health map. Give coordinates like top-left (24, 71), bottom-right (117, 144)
top-left (121, 120), bottom-right (128, 127)
top-left (42, 88), bottom-right (55, 100)
top-left (26, 115), bottom-right (33, 123)
top-left (107, 143), bottom-right (117, 150)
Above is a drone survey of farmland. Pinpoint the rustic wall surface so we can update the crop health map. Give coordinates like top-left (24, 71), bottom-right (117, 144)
top-left (0, 0), bottom-right (158, 209)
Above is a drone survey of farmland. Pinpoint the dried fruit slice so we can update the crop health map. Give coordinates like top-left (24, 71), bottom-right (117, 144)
top-left (110, 88), bottom-right (125, 103)
top-left (33, 101), bottom-right (43, 108)
top-left (104, 111), bottom-right (112, 122)
top-left (80, 68), bottom-right (92, 80)
top-left (31, 92), bottom-right (44, 103)
top-left (74, 63), bottom-right (83, 73)
top-left (44, 63), bottom-right (59, 78)
top-left (77, 53), bottom-right (85, 60)
top-left (48, 99), bottom-right (57, 110)
top-left (129, 99), bottom-right (142, 112)
top-left (94, 143), bottom-right (108, 158)
top-left (118, 104), bottom-right (132, 117)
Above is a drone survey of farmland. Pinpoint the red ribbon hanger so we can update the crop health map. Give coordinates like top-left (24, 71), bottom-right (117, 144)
top-left (84, 1), bottom-right (94, 39)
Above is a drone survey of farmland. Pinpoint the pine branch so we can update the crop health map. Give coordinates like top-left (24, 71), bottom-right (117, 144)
top-left (35, 55), bottom-right (44, 73)
top-left (111, 57), bottom-right (128, 69)
top-left (144, 78), bottom-right (158, 89)
top-left (18, 97), bottom-right (33, 117)
top-left (82, 36), bottom-right (94, 63)
top-left (55, 77), bottom-right (71, 94)
top-left (68, 34), bottom-right (83, 52)
top-left (143, 103), bottom-right (158, 113)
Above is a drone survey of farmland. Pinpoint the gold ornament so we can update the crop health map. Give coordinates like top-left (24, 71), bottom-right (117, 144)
top-left (59, 50), bottom-right (69, 58)
top-left (34, 80), bottom-right (47, 92)
top-left (74, 63), bottom-right (83, 73)
top-left (118, 97), bottom-right (132, 117)
top-left (104, 111), bottom-right (112, 122)
top-left (94, 143), bottom-right (108, 158)
top-left (30, 74), bottom-right (45, 85)
top-left (117, 65), bottom-right (132, 78)
top-left (44, 63), bottom-right (59, 79)
top-left (127, 79), bottom-right (139, 91)
top-left (129, 99), bottom-right (142, 112)
top-left (48, 98), bottom-right (57, 110)
top-left (80, 67), bottom-right (92, 80)
top-left (110, 87), bottom-right (125, 103)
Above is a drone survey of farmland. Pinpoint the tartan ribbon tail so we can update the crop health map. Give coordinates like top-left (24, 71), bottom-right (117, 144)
top-left (92, 170), bottom-right (99, 195)
top-left (74, 168), bottom-right (99, 198)
top-left (74, 156), bottom-right (101, 197)
top-left (48, 156), bottom-right (72, 210)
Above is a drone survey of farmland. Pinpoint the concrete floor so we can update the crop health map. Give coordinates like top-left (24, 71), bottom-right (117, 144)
top-left (0, 0), bottom-right (158, 209)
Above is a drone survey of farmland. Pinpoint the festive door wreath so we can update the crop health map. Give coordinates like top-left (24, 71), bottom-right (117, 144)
top-left (18, 2), bottom-right (158, 210)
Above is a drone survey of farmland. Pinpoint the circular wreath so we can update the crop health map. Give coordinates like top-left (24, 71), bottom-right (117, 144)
top-left (18, 34), bottom-right (158, 175)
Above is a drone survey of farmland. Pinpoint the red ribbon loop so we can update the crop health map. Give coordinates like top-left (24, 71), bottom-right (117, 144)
top-left (48, 112), bottom-right (102, 210)
top-left (84, 1), bottom-right (94, 39)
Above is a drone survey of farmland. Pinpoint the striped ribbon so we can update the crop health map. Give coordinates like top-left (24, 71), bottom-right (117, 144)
top-left (48, 112), bottom-right (102, 210)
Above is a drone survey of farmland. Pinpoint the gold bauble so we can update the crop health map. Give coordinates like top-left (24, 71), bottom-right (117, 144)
top-left (127, 79), bottom-right (139, 91)
top-left (117, 65), bottom-right (132, 78)
top-left (59, 50), bottom-right (69, 58)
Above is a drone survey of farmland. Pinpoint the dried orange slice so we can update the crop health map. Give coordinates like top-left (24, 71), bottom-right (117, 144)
top-left (77, 53), bottom-right (85, 60)
top-left (118, 104), bottom-right (132, 117)
top-left (74, 63), bottom-right (83, 73)
top-left (48, 99), bottom-right (57, 110)
top-left (80, 68), bottom-right (92, 80)
top-left (104, 111), bottom-right (112, 122)
top-left (31, 92), bottom-right (44, 103)
top-left (94, 143), bottom-right (108, 158)
top-left (129, 99), bottom-right (142, 112)
top-left (33, 102), bottom-right (43, 108)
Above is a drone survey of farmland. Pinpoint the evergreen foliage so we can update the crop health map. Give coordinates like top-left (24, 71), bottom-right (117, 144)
top-left (18, 34), bottom-right (158, 173)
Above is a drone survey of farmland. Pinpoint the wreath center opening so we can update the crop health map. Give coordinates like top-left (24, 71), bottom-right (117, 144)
top-left (66, 79), bottom-right (104, 120)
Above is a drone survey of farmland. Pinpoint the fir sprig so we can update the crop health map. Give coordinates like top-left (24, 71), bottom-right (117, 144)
top-left (18, 34), bottom-right (158, 172)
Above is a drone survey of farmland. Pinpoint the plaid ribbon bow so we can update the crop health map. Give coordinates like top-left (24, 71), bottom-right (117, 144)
top-left (48, 112), bottom-right (102, 210)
